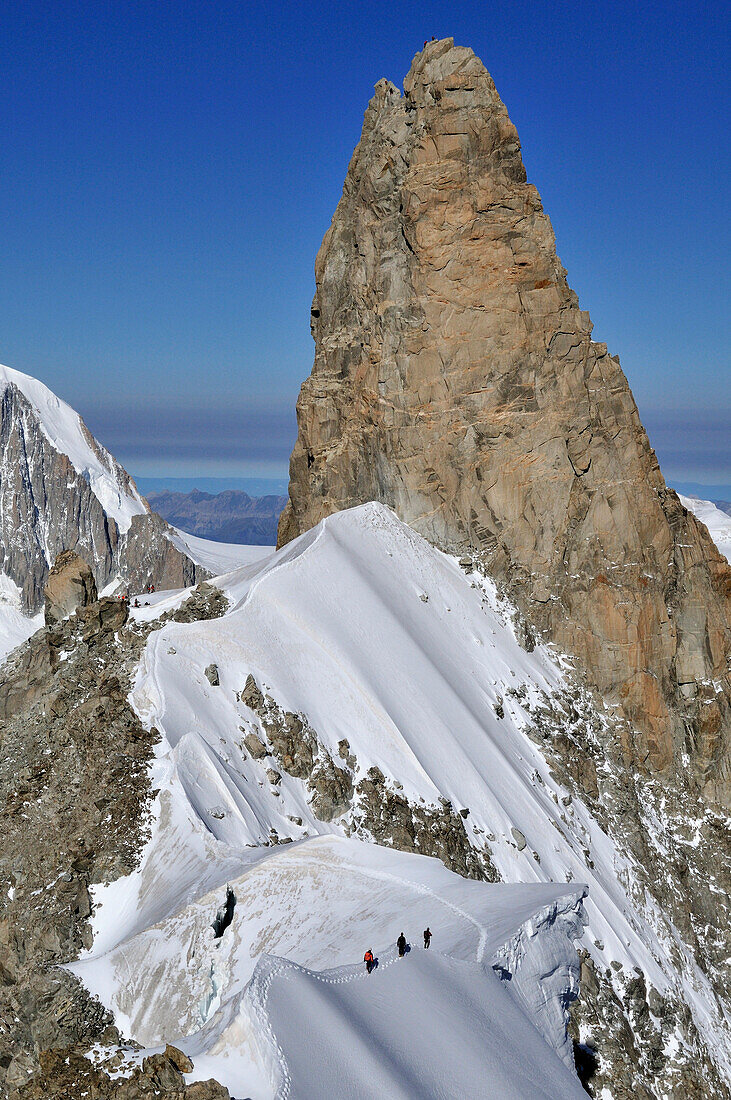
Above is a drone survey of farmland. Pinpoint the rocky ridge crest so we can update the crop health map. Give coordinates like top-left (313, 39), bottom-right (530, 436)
top-left (0, 582), bottom-right (228, 1098)
top-left (0, 379), bottom-right (204, 612)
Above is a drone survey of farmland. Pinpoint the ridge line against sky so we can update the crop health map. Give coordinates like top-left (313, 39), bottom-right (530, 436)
top-left (0, 1), bottom-right (728, 488)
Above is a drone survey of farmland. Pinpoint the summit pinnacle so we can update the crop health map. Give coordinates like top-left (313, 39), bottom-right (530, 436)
top-left (279, 38), bottom-right (731, 804)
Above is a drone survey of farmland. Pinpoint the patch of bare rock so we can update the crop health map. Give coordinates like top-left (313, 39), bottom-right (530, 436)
top-left (239, 673), bottom-right (497, 879)
top-left (9, 1047), bottom-right (228, 1100)
top-left (43, 549), bottom-right (98, 625)
top-left (0, 567), bottom-right (228, 1097)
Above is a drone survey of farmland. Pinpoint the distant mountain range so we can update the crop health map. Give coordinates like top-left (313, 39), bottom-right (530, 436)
top-left (147, 488), bottom-right (287, 545)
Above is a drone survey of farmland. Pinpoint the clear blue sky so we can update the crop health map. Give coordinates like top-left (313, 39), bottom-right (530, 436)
top-left (1, 1), bottom-right (728, 492)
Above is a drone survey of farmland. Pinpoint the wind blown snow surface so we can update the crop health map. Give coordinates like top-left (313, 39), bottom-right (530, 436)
top-left (0, 573), bottom-right (43, 663)
top-left (680, 494), bottom-right (731, 562)
top-left (249, 883), bottom-right (586, 1100)
top-left (74, 838), bottom-right (587, 1098)
top-left (70, 503), bottom-right (730, 1096)
top-left (0, 362), bottom-right (147, 533)
top-left (168, 528), bottom-right (274, 575)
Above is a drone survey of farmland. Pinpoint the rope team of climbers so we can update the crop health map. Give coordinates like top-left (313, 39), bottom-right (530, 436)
top-left (363, 927), bottom-right (432, 973)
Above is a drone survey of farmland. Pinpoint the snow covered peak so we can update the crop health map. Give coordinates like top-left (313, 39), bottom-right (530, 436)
top-left (679, 494), bottom-right (731, 562)
top-left (0, 361), bottom-right (147, 533)
top-left (0, 359), bottom-right (208, 618)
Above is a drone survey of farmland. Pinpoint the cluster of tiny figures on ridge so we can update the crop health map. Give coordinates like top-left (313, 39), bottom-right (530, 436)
top-left (363, 927), bottom-right (431, 973)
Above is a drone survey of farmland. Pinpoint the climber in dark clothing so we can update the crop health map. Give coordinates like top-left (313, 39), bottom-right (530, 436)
top-left (423, 927), bottom-right (432, 949)
top-left (364, 949), bottom-right (375, 974)
top-left (397, 932), bottom-right (407, 957)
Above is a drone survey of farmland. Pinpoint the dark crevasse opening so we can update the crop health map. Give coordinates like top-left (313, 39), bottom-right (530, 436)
top-left (212, 886), bottom-right (236, 939)
top-left (573, 1041), bottom-right (598, 1093)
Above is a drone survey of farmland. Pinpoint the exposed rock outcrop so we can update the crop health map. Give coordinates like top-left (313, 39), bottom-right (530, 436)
top-left (0, 583), bottom-right (228, 1096)
top-left (121, 511), bottom-right (200, 594)
top-left (0, 374), bottom-right (205, 612)
top-left (238, 674), bottom-right (497, 880)
top-left (44, 550), bottom-right (98, 625)
top-left (279, 38), bottom-right (731, 806)
top-left (509, 663), bottom-right (731, 1098)
top-left (9, 1047), bottom-right (229, 1100)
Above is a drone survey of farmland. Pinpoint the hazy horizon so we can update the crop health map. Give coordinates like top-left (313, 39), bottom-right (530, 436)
top-left (1, 1), bottom-right (728, 488)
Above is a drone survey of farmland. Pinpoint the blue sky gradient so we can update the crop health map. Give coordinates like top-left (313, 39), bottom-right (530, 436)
top-left (0, 1), bottom-right (728, 491)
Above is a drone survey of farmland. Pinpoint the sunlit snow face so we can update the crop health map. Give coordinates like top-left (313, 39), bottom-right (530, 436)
top-left (66, 504), bottom-right (730, 1094)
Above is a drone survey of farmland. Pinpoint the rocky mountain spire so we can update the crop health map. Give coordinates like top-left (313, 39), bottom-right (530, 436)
top-left (278, 38), bottom-right (731, 805)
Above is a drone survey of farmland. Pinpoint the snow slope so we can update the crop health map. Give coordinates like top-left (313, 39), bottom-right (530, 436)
top-left (0, 363), bottom-right (147, 533)
top-left (73, 836), bottom-right (587, 1098)
top-left (0, 573), bottom-right (43, 664)
top-left (70, 502), bottom-right (730, 1094)
top-left (680, 494), bottom-right (731, 561)
top-left (255, 936), bottom-right (586, 1100)
top-left (168, 528), bottom-right (274, 575)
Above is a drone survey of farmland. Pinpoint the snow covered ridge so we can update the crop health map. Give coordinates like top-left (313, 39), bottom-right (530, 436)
top-left (168, 528), bottom-right (274, 576)
top-left (70, 502), bottom-right (730, 1095)
top-left (0, 361), bottom-right (240, 617)
top-left (242, 870), bottom-right (587, 1100)
top-left (679, 494), bottom-right (731, 562)
top-left (0, 362), bottom-right (147, 533)
top-left (72, 838), bottom-right (588, 1099)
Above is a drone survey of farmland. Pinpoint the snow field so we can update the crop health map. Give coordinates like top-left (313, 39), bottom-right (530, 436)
top-left (73, 836), bottom-right (587, 1098)
top-left (679, 495), bottom-right (731, 562)
top-left (125, 505), bottom-right (667, 979)
top-left (253, 947), bottom-right (587, 1100)
top-left (69, 502), bottom-right (730, 1093)
top-left (167, 529), bottom-right (274, 575)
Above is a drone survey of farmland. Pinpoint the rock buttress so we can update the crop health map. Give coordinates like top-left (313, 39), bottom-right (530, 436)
top-left (278, 38), bottom-right (731, 805)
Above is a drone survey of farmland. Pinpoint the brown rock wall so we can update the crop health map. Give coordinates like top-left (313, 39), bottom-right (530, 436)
top-left (279, 38), bottom-right (731, 804)
top-left (44, 550), bottom-right (98, 625)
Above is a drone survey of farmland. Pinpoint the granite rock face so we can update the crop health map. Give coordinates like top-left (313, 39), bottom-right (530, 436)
top-left (121, 510), bottom-right (199, 594)
top-left (279, 38), bottom-right (731, 805)
top-left (0, 378), bottom-right (205, 611)
top-left (44, 550), bottom-right (98, 625)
